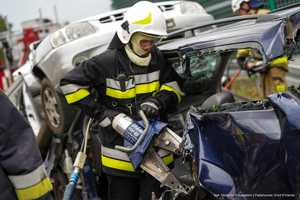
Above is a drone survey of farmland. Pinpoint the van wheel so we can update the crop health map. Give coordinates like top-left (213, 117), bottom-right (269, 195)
top-left (41, 78), bottom-right (77, 134)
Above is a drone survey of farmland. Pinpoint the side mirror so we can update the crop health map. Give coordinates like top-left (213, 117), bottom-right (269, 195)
top-left (200, 91), bottom-right (235, 109)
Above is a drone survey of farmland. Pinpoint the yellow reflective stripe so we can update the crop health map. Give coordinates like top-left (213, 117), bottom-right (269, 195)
top-left (65, 88), bottom-right (90, 104)
top-left (276, 84), bottom-right (287, 93)
top-left (270, 56), bottom-right (288, 67)
top-left (160, 85), bottom-right (182, 103)
top-left (9, 165), bottom-right (48, 189)
top-left (133, 12), bottom-right (152, 25)
top-left (162, 154), bottom-right (174, 166)
top-left (106, 81), bottom-right (160, 99)
top-left (101, 155), bottom-right (135, 172)
top-left (106, 87), bottom-right (136, 99)
top-left (136, 81), bottom-right (160, 94)
top-left (237, 49), bottom-right (250, 58)
top-left (101, 154), bottom-right (174, 172)
top-left (15, 178), bottom-right (53, 200)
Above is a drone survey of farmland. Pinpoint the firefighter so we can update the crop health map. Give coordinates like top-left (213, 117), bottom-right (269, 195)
top-left (232, 0), bottom-right (288, 96)
top-left (0, 91), bottom-right (52, 200)
top-left (60, 1), bottom-right (183, 200)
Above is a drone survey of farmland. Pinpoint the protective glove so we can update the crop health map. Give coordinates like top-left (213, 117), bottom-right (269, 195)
top-left (140, 97), bottom-right (162, 119)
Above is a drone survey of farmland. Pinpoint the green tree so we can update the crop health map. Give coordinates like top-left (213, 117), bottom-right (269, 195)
top-left (0, 16), bottom-right (7, 32)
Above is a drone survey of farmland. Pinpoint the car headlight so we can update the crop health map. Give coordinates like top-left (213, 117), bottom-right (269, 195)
top-left (180, 2), bottom-right (206, 14)
top-left (50, 22), bottom-right (96, 48)
top-left (50, 30), bottom-right (67, 48)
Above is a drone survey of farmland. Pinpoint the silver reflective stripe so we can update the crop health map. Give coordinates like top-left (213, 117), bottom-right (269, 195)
top-left (60, 84), bottom-right (89, 94)
top-left (163, 81), bottom-right (185, 96)
top-left (8, 164), bottom-right (47, 189)
top-left (105, 70), bottom-right (160, 90)
top-left (101, 146), bottom-right (171, 160)
top-left (157, 149), bottom-right (171, 157)
top-left (134, 70), bottom-right (160, 84)
top-left (101, 145), bottom-right (130, 161)
top-left (106, 78), bottom-right (120, 89)
top-left (106, 78), bottom-right (135, 90)
top-left (99, 117), bottom-right (112, 128)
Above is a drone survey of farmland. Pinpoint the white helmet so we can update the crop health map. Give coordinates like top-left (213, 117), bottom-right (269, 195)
top-left (117, 1), bottom-right (167, 44)
top-left (232, 0), bottom-right (250, 13)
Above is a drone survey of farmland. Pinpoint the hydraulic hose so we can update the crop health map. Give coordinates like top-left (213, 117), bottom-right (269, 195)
top-left (63, 118), bottom-right (93, 200)
top-left (63, 168), bottom-right (80, 200)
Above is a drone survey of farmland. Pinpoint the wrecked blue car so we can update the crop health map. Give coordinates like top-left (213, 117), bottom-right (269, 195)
top-left (160, 3), bottom-right (300, 199)
top-left (184, 88), bottom-right (300, 199)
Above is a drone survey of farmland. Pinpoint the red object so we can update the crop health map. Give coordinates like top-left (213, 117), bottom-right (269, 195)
top-left (223, 69), bottom-right (241, 91)
top-left (22, 28), bottom-right (39, 48)
top-left (17, 28), bottom-right (40, 66)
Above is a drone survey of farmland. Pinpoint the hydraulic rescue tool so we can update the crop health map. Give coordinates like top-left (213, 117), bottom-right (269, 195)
top-left (64, 110), bottom-right (191, 200)
top-left (112, 111), bottom-right (190, 195)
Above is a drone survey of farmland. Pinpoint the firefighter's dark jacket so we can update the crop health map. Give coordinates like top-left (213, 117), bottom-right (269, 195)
top-left (60, 34), bottom-right (182, 176)
top-left (0, 92), bottom-right (52, 200)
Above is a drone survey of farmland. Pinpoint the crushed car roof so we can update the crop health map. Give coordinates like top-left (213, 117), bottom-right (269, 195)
top-left (160, 5), bottom-right (300, 61)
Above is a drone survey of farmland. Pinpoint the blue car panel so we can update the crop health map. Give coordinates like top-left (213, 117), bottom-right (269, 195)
top-left (185, 93), bottom-right (300, 199)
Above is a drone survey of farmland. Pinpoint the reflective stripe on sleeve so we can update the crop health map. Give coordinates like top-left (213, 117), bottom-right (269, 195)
top-left (60, 84), bottom-right (89, 94)
top-left (65, 88), bottom-right (90, 104)
top-left (15, 178), bottom-right (52, 200)
top-left (8, 165), bottom-right (52, 200)
top-left (275, 84), bottom-right (287, 93)
top-left (136, 81), bottom-right (160, 95)
top-left (270, 56), bottom-right (288, 67)
top-left (160, 81), bottom-right (184, 103)
top-left (237, 49), bottom-right (250, 58)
